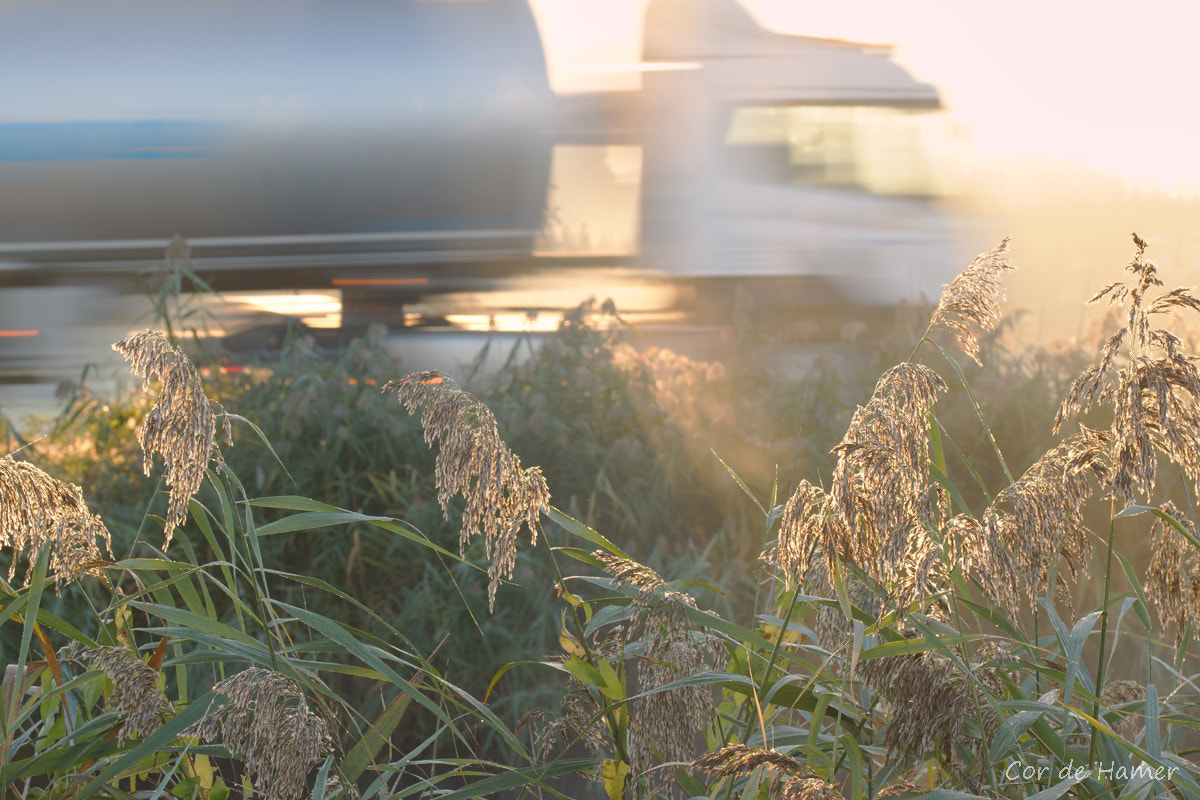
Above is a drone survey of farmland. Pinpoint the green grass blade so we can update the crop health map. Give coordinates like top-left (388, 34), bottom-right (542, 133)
top-left (342, 685), bottom-right (420, 783)
top-left (75, 689), bottom-right (219, 797)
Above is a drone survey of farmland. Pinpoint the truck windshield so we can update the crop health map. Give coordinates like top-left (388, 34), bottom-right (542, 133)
top-left (723, 105), bottom-right (936, 197)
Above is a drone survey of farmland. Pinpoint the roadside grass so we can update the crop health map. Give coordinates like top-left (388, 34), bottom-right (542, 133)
top-left (0, 234), bottom-right (1196, 797)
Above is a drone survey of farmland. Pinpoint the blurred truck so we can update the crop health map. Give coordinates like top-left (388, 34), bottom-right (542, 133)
top-left (0, 0), bottom-right (959, 379)
top-left (633, 0), bottom-right (957, 314)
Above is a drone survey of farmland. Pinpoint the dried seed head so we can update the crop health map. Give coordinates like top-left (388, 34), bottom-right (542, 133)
top-left (383, 371), bottom-right (550, 611)
top-left (823, 362), bottom-right (948, 598)
top-left (1101, 680), bottom-right (1145, 741)
top-left (943, 514), bottom-right (1020, 620)
top-left (693, 745), bottom-right (842, 799)
top-left (1054, 235), bottom-right (1200, 506)
top-left (877, 781), bottom-right (928, 798)
top-left (929, 238), bottom-right (1015, 365)
top-left (766, 481), bottom-right (846, 588)
top-left (1146, 502), bottom-right (1200, 639)
top-left (538, 677), bottom-right (607, 757)
top-left (862, 645), bottom-right (973, 764)
top-left (780, 777), bottom-right (846, 800)
top-left (0, 456), bottom-right (111, 586)
top-left (187, 669), bottom-right (332, 800)
top-left (978, 431), bottom-right (1103, 614)
top-left (593, 550), bottom-right (668, 597)
top-left (693, 744), bottom-right (807, 779)
top-left (113, 330), bottom-right (229, 548)
top-left (798, 555), bottom-right (882, 655)
top-left (627, 619), bottom-right (719, 783)
top-left (85, 645), bottom-right (173, 742)
top-left (594, 552), bottom-right (723, 787)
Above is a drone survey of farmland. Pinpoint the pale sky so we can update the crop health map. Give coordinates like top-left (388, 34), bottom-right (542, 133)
top-left (528, 0), bottom-right (1200, 194)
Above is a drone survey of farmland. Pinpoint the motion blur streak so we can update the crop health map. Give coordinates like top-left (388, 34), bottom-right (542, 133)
top-left (0, 0), bottom-right (555, 284)
top-left (0, 0), bottom-right (970, 389)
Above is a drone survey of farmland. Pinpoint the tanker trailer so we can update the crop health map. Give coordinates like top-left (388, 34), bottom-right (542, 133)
top-left (0, 0), bottom-right (555, 305)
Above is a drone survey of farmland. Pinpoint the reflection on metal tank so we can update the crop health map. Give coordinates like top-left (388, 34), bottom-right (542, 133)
top-left (637, 0), bottom-right (958, 307)
top-left (0, 0), bottom-right (555, 285)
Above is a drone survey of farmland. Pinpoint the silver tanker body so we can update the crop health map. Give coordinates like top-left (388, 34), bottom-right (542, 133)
top-left (0, 0), bottom-right (555, 288)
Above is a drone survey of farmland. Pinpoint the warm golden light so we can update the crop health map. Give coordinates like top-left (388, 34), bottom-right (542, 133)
top-left (220, 292), bottom-right (342, 329)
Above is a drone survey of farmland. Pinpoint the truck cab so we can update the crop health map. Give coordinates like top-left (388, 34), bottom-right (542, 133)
top-left (636, 0), bottom-right (957, 312)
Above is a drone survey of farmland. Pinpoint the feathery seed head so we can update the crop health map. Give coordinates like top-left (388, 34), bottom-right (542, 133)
top-left (540, 678), bottom-right (607, 757)
top-left (1146, 502), bottom-right (1200, 639)
top-left (85, 645), bottom-right (173, 742)
top-left (930, 238), bottom-right (1014, 365)
top-left (384, 370), bottom-right (550, 611)
top-left (1054, 235), bottom-right (1200, 506)
top-left (976, 431), bottom-right (1103, 614)
top-left (827, 362), bottom-right (948, 593)
top-left (594, 550), bottom-right (669, 597)
top-left (767, 481), bottom-right (843, 588)
top-left (0, 456), bottom-right (111, 586)
top-left (186, 668), bottom-right (332, 800)
top-left (593, 552), bottom-right (723, 787)
top-left (1101, 679), bottom-right (1145, 741)
top-left (862, 645), bottom-right (973, 764)
top-left (693, 746), bottom-right (843, 799)
top-left (113, 330), bottom-right (229, 548)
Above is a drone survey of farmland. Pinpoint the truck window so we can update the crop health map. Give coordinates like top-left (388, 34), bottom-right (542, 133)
top-left (723, 105), bottom-right (935, 197)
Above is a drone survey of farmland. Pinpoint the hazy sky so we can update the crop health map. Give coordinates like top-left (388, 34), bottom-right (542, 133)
top-left (529, 0), bottom-right (1200, 193)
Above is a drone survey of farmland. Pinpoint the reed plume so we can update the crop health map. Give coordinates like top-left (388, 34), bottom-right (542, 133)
top-left (1145, 502), bottom-right (1200, 639)
top-left (768, 362), bottom-right (947, 607)
top-left (0, 456), bottom-right (111, 586)
top-left (972, 430), bottom-right (1106, 614)
top-left (759, 243), bottom-right (1024, 771)
top-left (1055, 233), bottom-right (1200, 505)
top-left (113, 330), bottom-right (229, 548)
top-left (1100, 679), bottom-right (1145, 741)
top-left (594, 551), bottom-right (723, 788)
top-left (693, 745), bottom-right (843, 799)
top-left (384, 370), bottom-right (550, 611)
top-left (928, 237), bottom-right (1014, 365)
top-left (537, 677), bottom-right (607, 757)
top-left (860, 643), bottom-right (973, 764)
top-left (84, 645), bottom-right (173, 742)
top-left (186, 668), bottom-right (332, 800)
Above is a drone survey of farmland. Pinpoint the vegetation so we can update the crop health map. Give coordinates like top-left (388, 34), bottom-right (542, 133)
top-left (0, 233), bottom-right (1197, 798)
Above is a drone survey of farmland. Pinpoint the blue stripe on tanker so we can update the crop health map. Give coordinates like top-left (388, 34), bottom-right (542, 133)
top-left (0, 120), bottom-right (227, 163)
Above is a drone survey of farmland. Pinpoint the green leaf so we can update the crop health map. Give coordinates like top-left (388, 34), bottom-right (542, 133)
top-left (561, 656), bottom-right (607, 693)
top-left (839, 732), bottom-right (866, 800)
top-left (1024, 773), bottom-right (1089, 800)
top-left (547, 507), bottom-right (631, 560)
top-left (272, 602), bottom-right (467, 744)
top-left (859, 634), bottom-right (984, 660)
top-left (253, 510), bottom-right (390, 536)
top-left (711, 450), bottom-right (766, 517)
top-left (226, 413), bottom-right (294, 485)
top-left (930, 339), bottom-right (1013, 483)
top-left (342, 687), bottom-right (419, 783)
top-left (426, 758), bottom-right (598, 800)
top-left (1064, 611), bottom-right (1102, 703)
top-left (1116, 552), bottom-right (1152, 629)
top-left (1145, 683), bottom-right (1161, 760)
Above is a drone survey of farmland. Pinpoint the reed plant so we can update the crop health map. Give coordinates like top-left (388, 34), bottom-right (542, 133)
top-left (0, 233), bottom-right (1197, 799)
